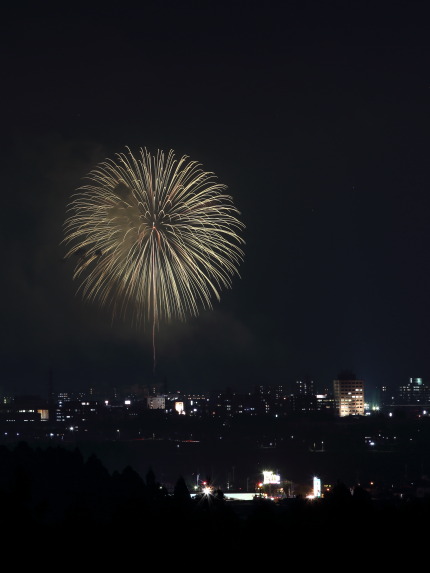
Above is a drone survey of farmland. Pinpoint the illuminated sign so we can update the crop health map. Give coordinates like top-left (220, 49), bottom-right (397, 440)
top-left (263, 471), bottom-right (280, 484)
top-left (313, 476), bottom-right (321, 498)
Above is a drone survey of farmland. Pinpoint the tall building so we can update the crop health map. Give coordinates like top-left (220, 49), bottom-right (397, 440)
top-left (291, 379), bottom-right (317, 412)
top-left (333, 371), bottom-right (364, 417)
top-left (295, 379), bottom-right (315, 395)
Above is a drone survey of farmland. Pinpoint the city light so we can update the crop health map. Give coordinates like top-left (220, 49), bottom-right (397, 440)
top-left (175, 401), bottom-right (184, 414)
top-left (263, 471), bottom-right (280, 485)
top-left (313, 476), bottom-right (321, 498)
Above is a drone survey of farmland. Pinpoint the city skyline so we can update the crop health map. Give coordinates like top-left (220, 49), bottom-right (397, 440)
top-left (5, 371), bottom-right (430, 412)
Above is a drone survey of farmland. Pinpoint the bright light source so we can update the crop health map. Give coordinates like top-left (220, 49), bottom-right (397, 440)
top-left (313, 476), bottom-right (321, 498)
top-left (263, 471), bottom-right (280, 484)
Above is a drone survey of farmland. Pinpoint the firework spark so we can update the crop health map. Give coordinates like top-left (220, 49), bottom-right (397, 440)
top-left (63, 147), bottom-right (244, 358)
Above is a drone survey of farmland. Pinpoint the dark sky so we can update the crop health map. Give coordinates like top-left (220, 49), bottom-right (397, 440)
top-left (2, 2), bottom-right (430, 398)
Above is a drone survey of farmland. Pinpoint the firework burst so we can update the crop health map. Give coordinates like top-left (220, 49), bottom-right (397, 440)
top-left (63, 147), bottom-right (244, 342)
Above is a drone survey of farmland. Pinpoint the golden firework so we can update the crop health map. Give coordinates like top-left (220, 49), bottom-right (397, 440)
top-left (63, 148), bottom-right (244, 330)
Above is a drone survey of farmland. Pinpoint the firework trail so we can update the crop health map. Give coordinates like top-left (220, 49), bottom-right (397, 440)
top-left (63, 147), bottom-right (245, 370)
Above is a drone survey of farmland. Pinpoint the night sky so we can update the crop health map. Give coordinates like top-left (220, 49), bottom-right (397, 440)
top-left (2, 2), bottom-right (430, 398)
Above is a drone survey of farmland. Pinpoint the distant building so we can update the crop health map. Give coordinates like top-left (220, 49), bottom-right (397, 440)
top-left (56, 392), bottom-right (71, 422)
top-left (398, 377), bottom-right (430, 404)
top-left (185, 394), bottom-right (210, 416)
top-left (379, 385), bottom-right (395, 408)
top-left (295, 379), bottom-right (315, 395)
top-left (333, 371), bottom-right (365, 416)
top-left (290, 379), bottom-right (317, 412)
top-left (316, 393), bottom-right (335, 412)
top-left (147, 395), bottom-right (165, 410)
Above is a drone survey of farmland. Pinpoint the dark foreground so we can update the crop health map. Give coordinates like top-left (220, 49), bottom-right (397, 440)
top-left (0, 441), bottom-right (428, 565)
